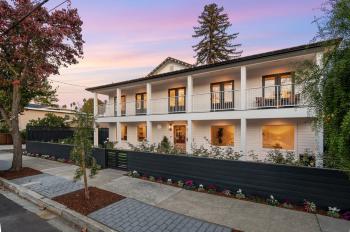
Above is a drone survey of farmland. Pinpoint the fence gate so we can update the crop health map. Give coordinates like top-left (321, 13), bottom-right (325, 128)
top-left (106, 149), bottom-right (127, 170)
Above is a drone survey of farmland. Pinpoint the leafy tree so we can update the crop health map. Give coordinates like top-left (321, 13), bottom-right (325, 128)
top-left (81, 98), bottom-right (103, 114)
top-left (70, 112), bottom-right (98, 199)
top-left (0, 0), bottom-right (84, 171)
top-left (26, 113), bottom-right (69, 128)
top-left (192, 3), bottom-right (242, 65)
top-left (295, 0), bottom-right (350, 171)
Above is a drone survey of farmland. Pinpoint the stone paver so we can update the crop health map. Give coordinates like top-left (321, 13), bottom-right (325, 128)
top-left (89, 198), bottom-right (232, 232)
top-left (11, 173), bottom-right (83, 198)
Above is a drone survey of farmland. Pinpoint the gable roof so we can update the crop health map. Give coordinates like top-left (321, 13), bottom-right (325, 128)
top-left (147, 57), bottom-right (193, 77)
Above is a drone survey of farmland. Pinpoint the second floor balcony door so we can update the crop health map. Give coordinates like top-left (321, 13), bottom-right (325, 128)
top-left (210, 81), bottom-right (234, 111)
top-left (136, 93), bottom-right (147, 115)
top-left (168, 87), bottom-right (186, 113)
top-left (262, 73), bottom-right (295, 107)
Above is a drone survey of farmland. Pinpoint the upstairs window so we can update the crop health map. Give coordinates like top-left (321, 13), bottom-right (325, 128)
top-left (121, 95), bottom-right (126, 116)
top-left (168, 87), bottom-right (186, 113)
top-left (135, 93), bottom-right (147, 115)
top-left (210, 81), bottom-right (235, 110)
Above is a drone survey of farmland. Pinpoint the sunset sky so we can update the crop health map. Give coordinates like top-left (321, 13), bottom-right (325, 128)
top-left (47, 0), bottom-right (325, 106)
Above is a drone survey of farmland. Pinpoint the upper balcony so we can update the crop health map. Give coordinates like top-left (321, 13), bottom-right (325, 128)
top-left (96, 83), bottom-right (305, 118)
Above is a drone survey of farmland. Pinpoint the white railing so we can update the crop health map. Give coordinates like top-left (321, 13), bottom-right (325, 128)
top-left (246, 84), bottom-right (304, 109)
top-left (151, 96), bottom-right (186, 114)
top-left (97, 103), bottom-right (116, 117)
top-left (96, 85), bottom-right (306, 117)
top-left (122, 100), bottom-right (147, 116)
top-left (192, 90), bottom-right (241, 112)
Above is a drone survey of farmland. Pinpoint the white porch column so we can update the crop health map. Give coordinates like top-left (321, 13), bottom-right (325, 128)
top-left (316, 52), bottom-right (324, 167)
top-left (93, 125), bottom-right (99, 147)
top-left (240, 117), bottom-right (247, 154)
top-left (116, 122), bottom-right (122, 144)
top-left (93, 92), bottom-right (99, 146)
top-left (187, 75), bottom-right (193, 112)
top-left (116, 88), bottom-right (121, 117)
top-left (146, 121), bottom-right (152, 143)
top-left (240, 66), bottom-right (247, 110)
top-left (109, 123), bottom-right (117, 143)
top-left (147, 83), bottom-right (152, 115)
top-left (186, 119), bottom-right (192, 154)
top-left (93, 92), bottom-right (98, 116)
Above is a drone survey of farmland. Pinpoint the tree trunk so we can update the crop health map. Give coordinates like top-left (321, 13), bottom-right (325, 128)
top-left (81, 148), bottom-right (89, 200)
top-left (10, 81), bottom-right (22, 171)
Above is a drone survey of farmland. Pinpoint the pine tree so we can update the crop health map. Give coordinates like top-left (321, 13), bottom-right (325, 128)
top-left (193, 3), bottom-right (242, 65)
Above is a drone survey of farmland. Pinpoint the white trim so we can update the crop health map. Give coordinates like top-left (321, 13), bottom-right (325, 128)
top-left (24, 107), bottom-right (75, 114)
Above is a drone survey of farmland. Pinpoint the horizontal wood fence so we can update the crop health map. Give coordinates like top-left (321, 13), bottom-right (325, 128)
top-left (126, 151), bottom-right (350, 210)
top-left (26, 141), bottom-right (107, 168)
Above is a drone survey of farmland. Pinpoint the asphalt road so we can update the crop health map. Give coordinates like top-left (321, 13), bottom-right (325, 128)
top-left (0, 192), bottom-right (61, 232)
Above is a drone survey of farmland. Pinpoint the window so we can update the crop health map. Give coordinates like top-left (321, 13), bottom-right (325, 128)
top-left (168, 87), bottom-right (186, 112)
top-left (262, 125), bottom-right (295, 150)
top-left (262, 73), bottom-right (294, 106)
top-left (211, 125), bottom-right (234, 146)
top-left (121, 125), bottom-right (127, 141)
top-left (210, 81), bottom-right (234, 110)
top-left (135, 93), bottom-right (147, 115)
top-left (121, 95), bottom-right (126, 116)
top-left (137, 124), bottom-right (147, 142)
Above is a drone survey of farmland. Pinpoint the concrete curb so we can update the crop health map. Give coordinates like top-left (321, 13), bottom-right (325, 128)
top-left (0, 177), bottom-right (118, 232)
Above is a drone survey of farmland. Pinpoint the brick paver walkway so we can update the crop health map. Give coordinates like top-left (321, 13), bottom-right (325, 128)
top-left (89, 198), bottom-right (232, 232)
top-left (11, 173), bottom-right (83, 198)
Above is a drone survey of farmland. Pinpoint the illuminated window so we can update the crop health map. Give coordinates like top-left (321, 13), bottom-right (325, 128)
top-left (168, 87), bottom-right (186, 112)
top-left (121, 125), bottom-right (127, 141)
top-left (135, 93), bottom-right (147, 114)
top-left (210, 81), bottom-right (234, 110)
top-left (121, 95), bottom-right (126, 116)
top-left (262, 125), bottom-right (295, 150)
top-left (137, 124), bottom-right (147, 142)
top-left (211, 125), bottom-right (234, 146)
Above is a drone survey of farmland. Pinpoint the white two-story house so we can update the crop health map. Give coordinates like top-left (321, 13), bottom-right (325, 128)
top-left (87, 41), bottom-right (328, 162)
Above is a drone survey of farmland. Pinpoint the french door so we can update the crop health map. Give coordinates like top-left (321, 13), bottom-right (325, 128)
top-left (210, 81), bottom-right (234, 111)
top-left (262, 73), bottom-right (294, 107)
top-left (135, 93), bottom-right (147, 115)
top-left (168, 87), bottom-right (186, 113)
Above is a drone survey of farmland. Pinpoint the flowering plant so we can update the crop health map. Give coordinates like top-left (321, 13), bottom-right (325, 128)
top-left (235, 189), bottom-right (245, 199)
top-left (282, 200), bottom-right (294, 209)
top-left (156, 177), bottom-right (163, 183)
top-left (266, 195), bottom-right (279, 206)
top-left (132, 170), bottom-right (140, 178)
top-left (222, 190), bottom-right (231, 196)
top-left (342, 211), bottom-right (350, 220)
top-left (177, 180), bottom-right (184, 187)
top-left (304, 200), bottom-right (317, 213)
top-left (167, 179), bottom-right (172, 184)
top-left (327, 207), bottom-right (340, 218)
top-left (198, 184), bottom-right (205, 192)
top-left (149, 176), bottom-right (156, 181)
top-left (207, 184), bottom-right (216, 193)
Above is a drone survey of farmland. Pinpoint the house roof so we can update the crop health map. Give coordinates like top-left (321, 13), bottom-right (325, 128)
top-left (146, 57), bottom-right (193, 77)
top-left (86, 39), bottom-right (340, 92)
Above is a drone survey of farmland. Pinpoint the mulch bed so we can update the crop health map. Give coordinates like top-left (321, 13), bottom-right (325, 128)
top-left (53, 187), bottom-right (125, 215)
top-left (0, 167), bottom-right (42, 180)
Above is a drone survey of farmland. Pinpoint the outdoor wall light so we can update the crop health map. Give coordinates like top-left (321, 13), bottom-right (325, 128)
top-left (168, 123), bottom-right (173, 131)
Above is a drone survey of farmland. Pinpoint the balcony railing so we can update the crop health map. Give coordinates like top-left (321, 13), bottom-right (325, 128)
top-left (192, 90), bottom-right (241, 112)
top-left (96, 84), bottom-right (306, 117)
top-left (151, 96), bottom-right (186, 115)
top-left (246, 84), bottom-right (304, 109)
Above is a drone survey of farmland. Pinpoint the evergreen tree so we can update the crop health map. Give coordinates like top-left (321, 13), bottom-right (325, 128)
top-left (192, 3), bottom-right (242, 65)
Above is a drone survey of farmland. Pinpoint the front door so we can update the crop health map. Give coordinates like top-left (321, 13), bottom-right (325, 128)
top-left (173, 125), bottom-right (186, 152)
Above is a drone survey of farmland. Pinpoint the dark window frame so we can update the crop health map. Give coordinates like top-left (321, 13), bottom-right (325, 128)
top-left (168, 87), bottom-right (186, 113)
top-left (262, 72), bottom-right (294, 99)
top-left (135, 92), bottom-right (147, 115)
top-left (210, 80), bottom-right (235, 111)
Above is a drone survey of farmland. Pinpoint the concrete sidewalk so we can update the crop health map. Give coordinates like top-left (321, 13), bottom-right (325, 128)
top-left (1, 152), bottom-right (350, 232)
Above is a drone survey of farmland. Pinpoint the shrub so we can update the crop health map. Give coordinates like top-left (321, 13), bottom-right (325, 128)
top-left (177, 180), bottom-right (184, 187)
top-left (266, 195), bottom-right (279, 206)
top-left (222, 189), bottom-right (231, 196)
top-left (282, 200), bottom-right (294, 209)
top-left (132, 170), bottom-right (140, 178)
top-left (149, 176), bottom-right (155, 181)
top-left (167, 179), bottom-right (172, 184)
top-left (207, 184), bottom-right (216, 193)
top-left (327, 207), bottom-right (340, 218)
top-left (235, 189), bottom-right (245, 199)
top-left (304, 200), bottom-right (317, 213)
top-left (197, 184), bottom-right (205, 192)
top-left (342, 211), bottom-right (350, 221)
